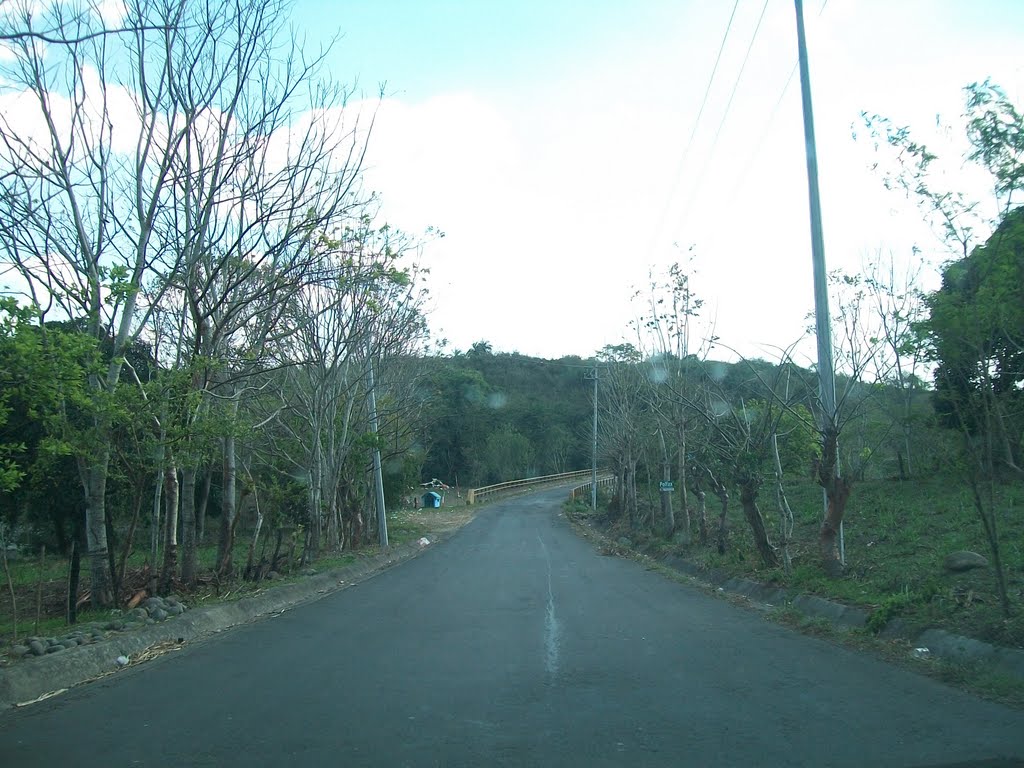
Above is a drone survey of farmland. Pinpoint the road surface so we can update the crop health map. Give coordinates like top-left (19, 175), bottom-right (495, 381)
top-left (2, 488), bottom-right (1022, 767)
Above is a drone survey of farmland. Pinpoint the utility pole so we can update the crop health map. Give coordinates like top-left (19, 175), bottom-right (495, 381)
top-left (794, 0), bottom-right (842, 562)
top-left (367, 353), bottom-right (389, 547)
top-left (585, 367), bottom-right (599, 510)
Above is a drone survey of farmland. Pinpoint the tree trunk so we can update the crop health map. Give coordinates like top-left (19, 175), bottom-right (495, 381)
top-left (625, 446), bottom-right (638, 527)
top-left (81, 456), bottom-right (114, 607)
top-left (67, 512), bottom-right (85, 624)
top-left (245, 488), bottom-right (264, 580)
top-left (159, 462), bottom-right (179, 595)
top-left (150, 460), bottom-right (164, 564)
top-left (104, 509), bottom-right (119, 603)
top-left (676, 420), bottom-right (690, 541)
top-left (771, 433), bottom-right (794, 575)
top-left (218, 431), bottom-right (237, 577)
top-left (658, 429), bottom-right (674, 537)
top-left (902, 390), bottom-right (914, 478)
top-left (326, 495), bottom-right (340, 551)
top-left (818, 426), bottom-right (851, 577)
top-left (116, 481), bottom-right (145, 600)
top-left (738, 480), bottom-right (778, 568)
top-left (304, 453), bottom-right (322, 563)
top-left (180, 467), bottom-right (198, 586)
top-left (695, 487), bottom-right (708, 545)
top-left (622, 462), bottom-right (630, 528)
top-left (197, 470), bottom-right (212, 545)
top-left (710, 478), bottom-right (729, 554)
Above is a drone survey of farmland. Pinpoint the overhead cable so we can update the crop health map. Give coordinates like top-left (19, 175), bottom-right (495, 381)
top-left (646, 0), bottom-right (741, 255)
top-left (671, 0), bottom-right (771, 238)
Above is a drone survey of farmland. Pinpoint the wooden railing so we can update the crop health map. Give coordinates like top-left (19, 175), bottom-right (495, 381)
top-left (467, 469), bottom-right (598, 505)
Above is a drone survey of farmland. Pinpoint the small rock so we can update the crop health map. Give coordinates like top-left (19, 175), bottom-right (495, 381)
top-left (61, 639), bottom-right (78, 650)
top-left (266, 571), bottom-right (279, 581)
top-left (46, 644), bottom-right (64, 654)
top-left (28, 640), bottom-right (45, 657)
top-left (302, 568), bottom-right (317, 576)
top-left (130, 608), bottom-right (148, 621)
top-left (165, 596), bottom-right (180, 607)
top-left (115, 655), bottom-right (129, 666)
top-left (944, 551), bottom-right (989, 572)
top-left (911, 647), bottom-right (931, 659)
top-left (166, 603), bottom-right (184, 616)
top-left (145, 618), bottom-right (155, 625)
top-left (11, 644), bottom-right (30, 658)
top-left (142, 597), bottom-right (164, 611)
top-left (150, 607), bottom-right (168, 621)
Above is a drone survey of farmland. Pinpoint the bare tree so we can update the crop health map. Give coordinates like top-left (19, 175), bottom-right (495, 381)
top-left (0, 0), bottom-right (169, 45)
top-left (265, 221), bottom-right (429, 561)
top-left (0, 1), bottom-right (191, 604)
top-left (862, 252), bottom-right (930, 478)
top-left (632, 257), bottom-right (709, 540)
top-left (0, 0), bottom-right (372, 600)
top-left (596, 344), bottom-right (647, 528)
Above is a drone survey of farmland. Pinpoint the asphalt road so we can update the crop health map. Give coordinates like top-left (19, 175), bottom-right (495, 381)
top-left (2, 489), bottom-right (1023, 767)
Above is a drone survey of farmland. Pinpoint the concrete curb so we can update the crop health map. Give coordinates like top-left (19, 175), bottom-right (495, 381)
top-left (916, 629), bottom-right (1024, 681)
top-left (578, 520), bottom-right (1024, 682)
top-left (0, 536), bottom-right (441, 714)
top-left (661, 554), bottom-right (1024, 680)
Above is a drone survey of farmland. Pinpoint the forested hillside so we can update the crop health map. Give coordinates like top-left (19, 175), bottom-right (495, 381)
top-left (417, 343), bottom-right (594, 486)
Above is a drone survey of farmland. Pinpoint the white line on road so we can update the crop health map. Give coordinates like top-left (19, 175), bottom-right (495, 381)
top-left (537, 533), bottom-right (560, 677)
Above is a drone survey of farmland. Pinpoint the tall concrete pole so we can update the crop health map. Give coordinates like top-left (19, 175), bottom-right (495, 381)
top-left (794, 0), bottom-right (842, 561)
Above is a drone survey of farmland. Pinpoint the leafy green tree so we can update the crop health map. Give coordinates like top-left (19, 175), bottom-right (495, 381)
top-left (929, 206), bottom-right (1024, 448)
top-left (867, 79), bottom-right (1023, 615)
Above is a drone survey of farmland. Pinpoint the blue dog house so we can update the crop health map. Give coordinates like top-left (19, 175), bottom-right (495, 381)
top-left (421, 491), bottom-right (442, 508)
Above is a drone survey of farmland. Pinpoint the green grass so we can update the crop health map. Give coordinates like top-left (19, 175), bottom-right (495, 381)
top-left (2, 550), bottom-right (71, 588)
top-left (574, 483), bottom-right (1024, 706)
top-left (589, 476), bottom-right (1024, 648)
top-left (386, 510), bottom-right (431, 545)
top-left (1, 505), bottom-right (477, 647)
top-left (658, 476), bottom-right (1024, 647)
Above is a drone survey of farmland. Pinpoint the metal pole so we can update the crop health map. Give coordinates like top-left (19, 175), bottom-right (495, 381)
top-left (794, 0), bottom-right (842, 562)
top-left (367, 354), bottom-right (388, 547)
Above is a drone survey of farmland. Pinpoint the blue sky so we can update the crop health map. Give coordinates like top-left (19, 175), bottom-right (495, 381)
top-left (291, 1), bottom-right (1024, 362)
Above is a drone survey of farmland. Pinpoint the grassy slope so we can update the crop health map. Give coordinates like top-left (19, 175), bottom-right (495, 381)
top-left (610, 476), bottom-right (1024, 648)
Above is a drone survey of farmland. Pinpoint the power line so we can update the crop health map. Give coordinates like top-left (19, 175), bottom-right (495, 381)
top-left (671, 0), bottom-right (771, 238)
top-left (727, 63), bottom-right (798, 199)
top-left (725, 0), bottom-right (829, 206)
top-left (646, 0), bottom-right (741, 256)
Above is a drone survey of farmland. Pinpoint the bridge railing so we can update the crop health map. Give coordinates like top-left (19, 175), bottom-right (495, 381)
top-left (568, 474), bottom-right (615, 503)
top-left (467, 469), bottom-right (598, 505)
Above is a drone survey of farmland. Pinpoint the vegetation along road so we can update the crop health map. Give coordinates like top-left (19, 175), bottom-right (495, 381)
top-left (1, 487), bottom-right (1022, 767)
